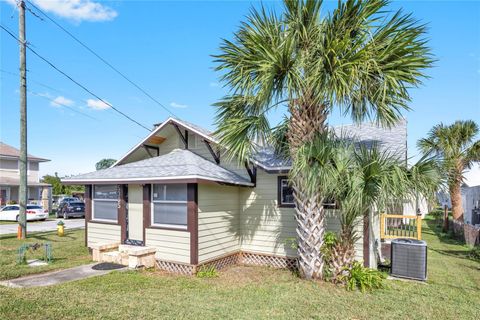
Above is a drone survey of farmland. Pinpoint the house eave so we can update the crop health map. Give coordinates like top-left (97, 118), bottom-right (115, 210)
top-left (62, 175), bottom-right (254, 187)
top-left (114, 117), bottom-right (219, 167)
top-left (0, 155), bottom-right (50, 162)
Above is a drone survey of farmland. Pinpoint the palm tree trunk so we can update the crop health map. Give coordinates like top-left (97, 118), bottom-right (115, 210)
top-left (450, 182), bottom-right (463, 221)
top-left (287, 101), bottom-right (327, 279)
top-left (293, 186), bottom-right (326, 279)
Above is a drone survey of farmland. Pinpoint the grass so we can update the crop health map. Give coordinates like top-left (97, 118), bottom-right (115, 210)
top-left (0, 221), bottom-right (479, 319)
top-left (0, 229), bottom-right (91, 280)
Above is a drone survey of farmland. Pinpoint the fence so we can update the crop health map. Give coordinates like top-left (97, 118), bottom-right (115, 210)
top-left (380, 213), bottom-right (422, 240)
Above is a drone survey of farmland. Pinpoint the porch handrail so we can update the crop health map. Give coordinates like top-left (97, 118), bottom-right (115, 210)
top-left (380, 213), bottom-right (422, 240)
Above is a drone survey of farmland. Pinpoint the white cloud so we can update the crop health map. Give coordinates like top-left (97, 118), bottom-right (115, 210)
top-left (170, 102), bottom-right (188, 109)
top-left (50, 96), bottom-right (74, 107)
top-left (6, 0), bottom-right (117, 22)
top-left (87, 99), bottom-right (110, 110)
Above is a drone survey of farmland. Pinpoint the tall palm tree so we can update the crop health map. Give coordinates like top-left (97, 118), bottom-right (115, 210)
top-left (293, 133), bottom-right (441, 280)
top-left (214, 0), bottom-right (432, 279)
top-left (418, 120), bottom-right (480, 221)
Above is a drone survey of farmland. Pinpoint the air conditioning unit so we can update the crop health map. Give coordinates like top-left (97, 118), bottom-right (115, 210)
top-left (391, 238), bottom-right (427, 281)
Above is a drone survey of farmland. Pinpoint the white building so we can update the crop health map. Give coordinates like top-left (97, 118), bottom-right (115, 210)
top-left (462, 183), bottom-right (480, 225)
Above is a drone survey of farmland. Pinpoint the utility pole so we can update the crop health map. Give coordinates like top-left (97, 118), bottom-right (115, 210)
top-left (18, 0), bottom-right (27, 239)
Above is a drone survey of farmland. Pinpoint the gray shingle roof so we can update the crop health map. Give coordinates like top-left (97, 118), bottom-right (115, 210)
top-left (0, 142), bottom-right (50, 162)
top-left (154, 117), bottom-right (214, 140)
top-left (113, 117), bottom-right (407, 176)
top-left (251, 120), bottom-right (407, 171)
top-left (63, 149), bottom-right (253, 186)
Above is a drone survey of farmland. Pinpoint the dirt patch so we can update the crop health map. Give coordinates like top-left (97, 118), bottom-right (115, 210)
top-left (145, 264), bottom-right (298, 287)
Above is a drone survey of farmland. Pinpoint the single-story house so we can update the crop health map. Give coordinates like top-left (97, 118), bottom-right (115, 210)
top-left (63, 117), bottom-right (407, 274)
top-left (0, 142), bottom-right (52, 210)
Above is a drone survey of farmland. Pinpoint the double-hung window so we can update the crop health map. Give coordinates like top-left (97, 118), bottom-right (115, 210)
top-left (278, 176), bottom-right (295, 208)
top-left (93, 185), bottom-right (118, 222)
top-left (152, 184), bottom-right (187, 228)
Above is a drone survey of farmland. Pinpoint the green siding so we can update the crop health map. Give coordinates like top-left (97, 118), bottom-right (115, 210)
top-left (87, 222), bottom-right (121, 246)
top-left (198, 184), bottom-right (241, 263)
top-left (145, 228), bottom-right (190, 264)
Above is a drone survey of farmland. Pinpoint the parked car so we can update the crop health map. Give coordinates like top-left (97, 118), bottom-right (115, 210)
top-left (0, 204), bottom-right (48, 221)
top-left (57, 197), bottom-right (81, 207)
top-left (56, 201), bottom-right (85, 219)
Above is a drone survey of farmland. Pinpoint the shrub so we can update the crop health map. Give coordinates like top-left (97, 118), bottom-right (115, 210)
top-left (468, 247), bottom-right (480, 262)
top-left (321, 232), bottom-right (338, 280)
top-left (196, 265), bottom-right (218, 278)
top-left (340, 261), bottom-right (386, 292)
top-left (7, 200), bottom-right (17, 205)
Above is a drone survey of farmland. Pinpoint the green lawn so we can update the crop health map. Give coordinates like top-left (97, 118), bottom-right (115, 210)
top-left (0, 220), bottom-right (479, 319)
top-left (0, 229), bottom-right (91, 280)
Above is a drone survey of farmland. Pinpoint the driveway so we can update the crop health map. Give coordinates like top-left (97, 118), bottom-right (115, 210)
top-left (0, 218), bottom-right (85, 235)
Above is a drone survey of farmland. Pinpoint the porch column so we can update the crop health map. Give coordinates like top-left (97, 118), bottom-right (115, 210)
top-left (118, 185), bottom-right (128, 244)
top-left (84, 185), bottom-right (92, 247)
top-left (187, 183), bottom-right (198, 265)
top-left (142, 184), bottom-right (151, 244)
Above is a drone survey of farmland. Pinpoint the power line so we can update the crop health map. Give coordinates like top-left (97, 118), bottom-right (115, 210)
top-left (28, 90), bottom-right (100, 121)
top-left (1, 69), bottom-right (99, 120)
top-left (1, 69), bottom-right (133, 127)
top-left (2, 68), bottom-right (67, 95)
top-left (25, 0), bottom-right (177, 118)
top-left (0, 24), bottom-right (151, 131)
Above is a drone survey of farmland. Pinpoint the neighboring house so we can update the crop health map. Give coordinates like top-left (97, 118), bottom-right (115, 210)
top-left (437, 191), bottom-right (452, 210)
top-left (462, 183), bottom-right (480, 226)
top-left (63, 117), bottom-right (407, 273)
top-left (0, 142), bottom-right (52, 210)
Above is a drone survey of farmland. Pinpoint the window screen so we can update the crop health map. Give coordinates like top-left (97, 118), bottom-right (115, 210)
top-left (94, 185), bottom-right (119, 200)
top-left (93, 185), bottom-right (118, 221)
top-left (152, 184), bottom-right (187, 227)
top-left (278, 177), bottom-right (294, 206)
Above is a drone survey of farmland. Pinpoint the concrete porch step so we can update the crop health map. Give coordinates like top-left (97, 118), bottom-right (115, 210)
top-left (92, 243), bottom-right (156, 269)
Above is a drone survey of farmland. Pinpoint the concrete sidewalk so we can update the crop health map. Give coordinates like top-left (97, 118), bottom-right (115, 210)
top-left (0, 263), bottom-right (126, 288)
top-left (0, 218), bottom-right (85, 235)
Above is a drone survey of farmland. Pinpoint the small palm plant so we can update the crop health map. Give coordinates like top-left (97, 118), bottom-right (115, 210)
top-left (214, 0), bottom-right (432, 279)
top-left (418, 120), bottom-right (480, 221)
top-left (293, 132), bottom-right (441, 280)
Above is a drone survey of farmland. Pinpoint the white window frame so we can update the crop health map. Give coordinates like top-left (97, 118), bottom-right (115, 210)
top-left (92, 185), bottom-right (119, 223)
top-left (151, 184), bottom-right (188, 230)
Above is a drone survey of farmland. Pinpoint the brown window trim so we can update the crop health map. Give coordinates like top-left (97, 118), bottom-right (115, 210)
top-left (277, 176), bottom-right (295, 208)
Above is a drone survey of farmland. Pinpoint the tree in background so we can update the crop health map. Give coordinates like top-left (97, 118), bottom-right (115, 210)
top-left (214, 0), bottom-right (432, 279)
top-left (41, 173), bottom-right (84, 195)
top-left (418, 120), bottom-right (480, 221)
top-left (95, 158), bottom-right (117, 170)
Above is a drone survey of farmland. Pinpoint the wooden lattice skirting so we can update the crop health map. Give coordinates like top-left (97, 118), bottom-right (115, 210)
top-left (198, 252), bottom-right (241, 271)
top-left (240, 252), bottom-right (298, 271)
top-left (155, 260), bottom-right (195, 275)
top-left (155, 251), bottom-right (298, 275)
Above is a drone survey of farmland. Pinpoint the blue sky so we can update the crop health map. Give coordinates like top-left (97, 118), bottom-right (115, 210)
top-left (1, 0), bottom-right (479, 184)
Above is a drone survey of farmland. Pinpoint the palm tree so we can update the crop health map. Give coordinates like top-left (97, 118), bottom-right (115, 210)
top-left (293, 133), bottom-right (441, 280)
top-left (418, 120), bottom-right (480, 221)
top-left (214, 0), bottom-right (432, 279)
